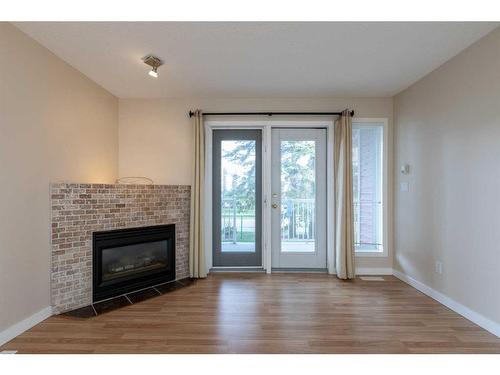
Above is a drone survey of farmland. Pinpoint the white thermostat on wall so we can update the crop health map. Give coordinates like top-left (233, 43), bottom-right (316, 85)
top-left (400, 164), bottom-right (410, 174)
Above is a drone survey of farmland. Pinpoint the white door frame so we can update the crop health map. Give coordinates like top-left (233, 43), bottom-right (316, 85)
top-left (204, 119), bottom-right (335, 274)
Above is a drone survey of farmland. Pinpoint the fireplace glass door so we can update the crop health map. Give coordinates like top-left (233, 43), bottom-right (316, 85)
top-left (101, 240), bottom-right (169, 282)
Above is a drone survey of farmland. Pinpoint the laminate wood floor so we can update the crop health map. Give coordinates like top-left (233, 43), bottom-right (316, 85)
top-left (2, 273), bottom-right (499, 353)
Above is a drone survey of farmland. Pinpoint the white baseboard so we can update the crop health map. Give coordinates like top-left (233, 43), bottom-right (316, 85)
top-left (0, 306), bottom-right (52, 346)
top-left (356, 267), bottom-right (394, 275)
top-left (393, 269), bottom-right (500, 338)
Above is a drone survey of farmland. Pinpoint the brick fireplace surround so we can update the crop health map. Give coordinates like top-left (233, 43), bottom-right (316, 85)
top-left (50, 183), bottom-right (190, 314)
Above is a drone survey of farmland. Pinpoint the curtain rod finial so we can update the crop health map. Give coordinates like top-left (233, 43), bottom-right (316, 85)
top-left (189, 110), bottom-right (194, 118)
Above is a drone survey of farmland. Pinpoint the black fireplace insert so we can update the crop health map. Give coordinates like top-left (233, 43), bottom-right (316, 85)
top-left (93, 224), bottom-right (175, 302)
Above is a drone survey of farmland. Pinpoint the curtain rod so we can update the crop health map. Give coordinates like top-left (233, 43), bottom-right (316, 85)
top-left (188, 110), bottom-right (354, 118)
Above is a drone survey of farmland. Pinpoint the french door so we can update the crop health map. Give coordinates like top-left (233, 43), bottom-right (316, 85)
top-left (211, 127), bottom-right (326, 269)
top-left (271, 128), bottom-right (327, 269)
top-left (212, 129), bottom-right (262, 267)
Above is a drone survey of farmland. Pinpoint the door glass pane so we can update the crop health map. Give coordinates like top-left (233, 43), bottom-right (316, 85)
top-left (280, 140), bottom-right (316, 252)
top-left (220, 140), bottom-right (256, 252)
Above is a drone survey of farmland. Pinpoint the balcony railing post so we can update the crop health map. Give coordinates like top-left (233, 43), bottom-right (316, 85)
top-left (232, 197), bottom-right (237, 244)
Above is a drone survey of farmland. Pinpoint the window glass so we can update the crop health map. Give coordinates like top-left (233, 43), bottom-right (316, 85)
top-left (352, 124), bottom-right (383, 253)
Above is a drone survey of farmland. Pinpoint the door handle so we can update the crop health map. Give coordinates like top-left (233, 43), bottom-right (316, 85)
top-left (272, 204), bottom-right (278, 209)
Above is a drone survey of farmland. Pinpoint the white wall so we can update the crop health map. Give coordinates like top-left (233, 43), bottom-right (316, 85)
top-left (119, 96), bottom-right (394, 270)
top-left (394, 27), bottom-right (500, 324)
top-left (0, 23), bottom-right (118, 333)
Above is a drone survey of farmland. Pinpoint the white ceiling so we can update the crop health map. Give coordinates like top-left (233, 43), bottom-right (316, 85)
top-left (14, 22), bottom-right (498, 98)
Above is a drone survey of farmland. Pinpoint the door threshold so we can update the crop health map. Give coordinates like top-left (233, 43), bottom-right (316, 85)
top-left (271, 267), bottom-right (328, 273)
top-left (210, 267), bottom-right (266, 273)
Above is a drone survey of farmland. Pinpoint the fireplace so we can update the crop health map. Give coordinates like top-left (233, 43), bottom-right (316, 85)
top-left (93, 224), bottom-right (175, 302)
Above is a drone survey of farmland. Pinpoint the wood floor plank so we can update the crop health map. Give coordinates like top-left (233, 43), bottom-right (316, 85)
top-left (1, 273), bottom-right (499, 353)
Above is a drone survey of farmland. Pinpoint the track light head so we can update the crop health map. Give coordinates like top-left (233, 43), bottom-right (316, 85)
top-left (148, 66), bottom-right (158, 78)
top-left (143, 55), bottom-right (163, 78)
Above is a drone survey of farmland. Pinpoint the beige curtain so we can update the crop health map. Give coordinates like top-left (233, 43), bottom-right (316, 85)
top-left (189, 110), bottom-right (207, 278)
top-left (334, 110), bottom-right (355, 280)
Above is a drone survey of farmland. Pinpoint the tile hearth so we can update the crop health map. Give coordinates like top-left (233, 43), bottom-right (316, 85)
top-left (62, 278), bottom-right (193, 318)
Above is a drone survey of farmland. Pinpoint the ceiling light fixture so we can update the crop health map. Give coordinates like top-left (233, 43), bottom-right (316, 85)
top-left (142, 55), bottom-right (163, 78)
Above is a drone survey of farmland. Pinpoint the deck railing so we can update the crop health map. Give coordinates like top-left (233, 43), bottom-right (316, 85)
top-left (221, 198), bottom-right (383, 249)
top-left (280, 198), bottom-right (315, 242)
top-left (221, 197), bottom-right (316, 243)
top-left (221, 198), bottom-right (255, 243)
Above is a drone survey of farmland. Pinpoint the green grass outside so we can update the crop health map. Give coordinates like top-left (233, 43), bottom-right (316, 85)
top-left (221, 230), bottom-right (255, 243)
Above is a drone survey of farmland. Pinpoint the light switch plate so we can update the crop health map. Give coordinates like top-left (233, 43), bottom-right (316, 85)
top-left (400, 182), bottom-right (409, 192)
